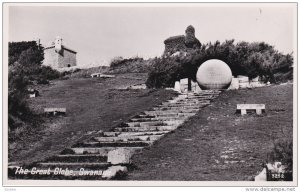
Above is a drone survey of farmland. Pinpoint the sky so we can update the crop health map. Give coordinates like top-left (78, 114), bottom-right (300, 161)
top-left (8, 3), bottom-right (296, 68)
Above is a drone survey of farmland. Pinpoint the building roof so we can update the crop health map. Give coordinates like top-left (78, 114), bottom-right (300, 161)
top-left (44, 45), bottom-right (77, 54)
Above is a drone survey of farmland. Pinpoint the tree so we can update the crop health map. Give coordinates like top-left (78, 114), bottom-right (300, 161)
top-left (8, 41), bottom-right (44, 129)
top-left (9, 41), bottom-right (43, 66)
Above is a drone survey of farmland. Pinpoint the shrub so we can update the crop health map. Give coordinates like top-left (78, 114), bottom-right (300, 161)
top-left (8, 63), bottom-right (31, 129)
top-left (9, 41), bottom-right (43, 66)
top-left (267, 139), bottom-right (293, 181)
top-left (109, 56), bottom-right (149, 73)
top-left (39, 66), bottom-right (61, 80)
top-left (268, 139), bottom-right (293, 171)
top-left (146, 57), bottom-right (184, 88)
top-left (8, 41), bottom-right (45, 130)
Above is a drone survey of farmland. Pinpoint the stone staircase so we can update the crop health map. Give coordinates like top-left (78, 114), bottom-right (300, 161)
top-left (8, 90), bottom-right (221, 180)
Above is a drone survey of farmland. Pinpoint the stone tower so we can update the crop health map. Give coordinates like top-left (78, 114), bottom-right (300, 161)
top-left (163, 25), bottom-right (201, 55)
top-left (55, 36), bottom-right (62, 53)
top-left (184, 25), bottom-right (201, 49)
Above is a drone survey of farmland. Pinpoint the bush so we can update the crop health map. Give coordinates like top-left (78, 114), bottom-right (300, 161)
top-left (65, 66), bottom-right (109, 79)
top-left (268, 139), bottom-right (293, 171)
top-left (9, 41), bottom-right (43, 66)
top-left (8, 64), bottom-right (31, 129)
top-left (8, 41), bottom-right (45, 130)
top-left (109, 56), bottom-right (149, 73)
top-left (267, 139), bottom-right (293, 181)
top-left (39, 66), bottom-right (61, 80)
top-left (146, 57), bottom-right (184, 88)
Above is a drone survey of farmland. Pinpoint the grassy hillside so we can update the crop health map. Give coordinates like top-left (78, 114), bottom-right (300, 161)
top-left (9, 73), bottom-right (177, 164)
top-left (127, 84), bottom-right (293, 180)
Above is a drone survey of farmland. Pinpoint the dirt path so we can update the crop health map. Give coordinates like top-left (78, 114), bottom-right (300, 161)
top-left (126, 84), bottom-right (293, 181)
top-left (9, 73), bottom-right (177, 164)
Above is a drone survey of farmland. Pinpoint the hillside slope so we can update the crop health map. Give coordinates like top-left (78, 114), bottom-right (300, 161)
top-left (127, 84), bottom-right (293, 181)
top-left (9, 73), bottom-right (177, 164)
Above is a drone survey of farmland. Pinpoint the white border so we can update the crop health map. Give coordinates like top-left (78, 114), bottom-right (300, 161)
top-left (2, 2), bottom-right (298, 187)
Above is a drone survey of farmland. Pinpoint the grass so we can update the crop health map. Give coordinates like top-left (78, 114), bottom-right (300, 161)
top-left (8, 73), bottom-right (177, 164)
top-left (127, 84), bottom-right (293, 181)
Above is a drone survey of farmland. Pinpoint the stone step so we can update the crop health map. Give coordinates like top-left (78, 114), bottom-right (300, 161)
top-left (191, 94), bottom-right (217, 96)
top-left (158, 105), bottom-right (207, 109)
top-left (69, 147), bottom-right (143, 155)
top-left (152, 112), bottom-right (196, 118)
top-left (113, 125), bottom-right (176, 132)
top-left (102, 131), bottom-right (169, 137)
top-left (73, 140), bottom-right (153, 148)
top-left (174, 100), bottom-right (210, 104)
top-left (153, 106), bottom-right (200, 110)
top-left (152, 109), bottom-right (198, 113)
top-left (133, 114), bottom-right (156, 118)
top-left (92, 135), bottom-right (163, 142)
top-left (144, 110), bottom-right (197, 116)
top-left (179, 94), bottom-right (217, 98)
top-left (125, 121), bottom-right (168, 127)
top-left (163, 100), bottom-right (205, 104)
top-left (178, 99), bottom-right (211, 102)
top-left (45, 154), bottom-right (108, 163)
top-left (189, 95), bottom-right (218, 98)
top-left (161, 102), bottom-right (208, 106)
top-left (129, 117), bottom-right (186, 122)
top-left (125, 120), bottom-right (184, 127)
top-left (171, 103), bottom-right (209, 106)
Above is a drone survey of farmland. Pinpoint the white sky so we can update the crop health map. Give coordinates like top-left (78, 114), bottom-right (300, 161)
top-left (8, 3), bottom-right (296, 67)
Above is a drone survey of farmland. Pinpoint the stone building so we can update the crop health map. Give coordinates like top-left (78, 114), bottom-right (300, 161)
top-left (43, 36), bottom-right (77, 69)
top-left (163, 25), bottom-right (201, 55)
top-left (164, 35), bottom-right (186, 54)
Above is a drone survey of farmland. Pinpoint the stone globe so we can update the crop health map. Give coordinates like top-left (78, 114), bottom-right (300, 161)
top-left (196, 59), bottom-right (232, 90)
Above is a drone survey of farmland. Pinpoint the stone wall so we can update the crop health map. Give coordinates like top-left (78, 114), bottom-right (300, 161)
top-left (163, 25), bottom-right (201, 55)
top-left (164, 35), bottom-right (186, 54)
top-left (43, 47), bottom-right (59, 68)
top-left (57, 48), bottom-right (77, 68)
top-left (43, 47), bottom-right (77, 69)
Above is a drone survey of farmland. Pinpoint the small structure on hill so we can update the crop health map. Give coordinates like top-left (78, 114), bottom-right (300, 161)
top-left (43, 36), bottom-right (77, 69)
top-left (91, 73), bottom-right (115, 78)
top-left (236, 104), bottom-right (265, 115)
top-left (91, 73), bottom-right (102, 78)
top-left (44, 108), bottom-right (66, 116)
top-left (27, 88), bottom-right (39, 98)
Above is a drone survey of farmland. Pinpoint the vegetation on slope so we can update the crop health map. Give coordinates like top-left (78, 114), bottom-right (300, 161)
top-left (8, 41), bottom-right (62, 133)
top-left (146, 40), bottom-right (293, 88)
top-left (109, 56), bottom-right (152, 73)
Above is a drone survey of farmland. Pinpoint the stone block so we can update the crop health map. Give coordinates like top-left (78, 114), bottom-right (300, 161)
top-left (229, 78), bottom-right (239, 90)
top-left (174, 81), bottom-right (181, 92)
top-left (107, 148), bottom-right (133, 165)
top-left (255, 168), bottom-right (267, 181)
top-left (102, 166), bottom-right (128, 179)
